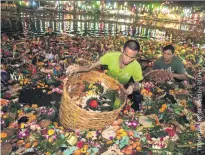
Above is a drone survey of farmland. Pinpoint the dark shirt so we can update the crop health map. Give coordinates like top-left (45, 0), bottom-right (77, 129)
top-left (153, 56), bottom-right (185, 74)
top-left (44, 32), bottom-right (57, 37)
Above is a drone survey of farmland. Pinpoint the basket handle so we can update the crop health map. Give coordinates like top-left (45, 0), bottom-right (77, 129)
top-left (63, 78), bottom-right (72, 100)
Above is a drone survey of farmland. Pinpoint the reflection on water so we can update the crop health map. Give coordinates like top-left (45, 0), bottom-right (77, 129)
top-left (19, 12), bottom-right (204, 41)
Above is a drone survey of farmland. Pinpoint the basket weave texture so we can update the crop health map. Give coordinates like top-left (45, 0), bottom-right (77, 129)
top-left (59, 71), bottom-right (126, 130)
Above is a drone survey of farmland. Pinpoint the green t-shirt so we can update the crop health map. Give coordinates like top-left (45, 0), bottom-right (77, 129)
top-left (153, 56), bottom-right (185, 74)
top-left (100, 52), bottom-right (143, 85)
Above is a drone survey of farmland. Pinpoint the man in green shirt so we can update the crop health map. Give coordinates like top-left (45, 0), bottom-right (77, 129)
top-left (153, 44), bottom-right (186, 81)
top-left (67, 40), bottom-right (143, 111)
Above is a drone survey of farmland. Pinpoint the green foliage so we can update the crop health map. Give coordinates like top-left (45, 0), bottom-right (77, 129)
top-left (101, 89), bottom-right (118, 103)
top-left (148, 126), bottom-right (168, 138)
top-left (37, 135), bottom-right (67, 153)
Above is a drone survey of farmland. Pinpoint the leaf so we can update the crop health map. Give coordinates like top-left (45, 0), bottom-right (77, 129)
top-left (119, 136), bottom-right (129, 149)
top-left (87, 147), bottom-right (99, 155)
top-left (60, 144), bottom-right (67, 148)
top-left (60, 134), bottom-right (65, 139)
top-left (63, 146), bottom-right (78, 155)
top-left (141, 137), bottom-right (147, 142)
top-left (159, 113), bottom-right (164, 120)
top-left (115, 140), bottom-right (120, 145)
top-left (133, 131), bottom-right (140, 138)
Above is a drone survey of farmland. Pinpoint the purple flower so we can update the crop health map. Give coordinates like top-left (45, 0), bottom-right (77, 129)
top-left (18, 129), bottom-right (30, 139)
top-left (1, 119), bottom-right (5, 127)
top-left (47, 108), bottom-right (55, 116)
top-left (40, 107), bottom-right (47, 114)
top-left (109, 136), bottom-right (114, 140)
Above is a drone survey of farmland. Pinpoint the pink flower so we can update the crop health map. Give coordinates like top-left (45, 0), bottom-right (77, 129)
top-left (165, 128), bottom-right (175, 137)
top-left (77, 141), bottom-right (84, 148)
top-left (47, 108), bottom-right (55, 116)
top-left (40, 107), bottom-right (47, 114)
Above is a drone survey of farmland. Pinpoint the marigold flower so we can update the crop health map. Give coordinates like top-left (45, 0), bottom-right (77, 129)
top-left (1, 132), bottom-right (8, 139)
top-left (47, 129), bottom-right (55, 136)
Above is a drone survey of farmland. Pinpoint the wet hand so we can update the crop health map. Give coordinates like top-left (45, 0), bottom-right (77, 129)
top-left (66, 65), bottom-right (80, 76)
top-left (125, 84), bottom-right (134, 95)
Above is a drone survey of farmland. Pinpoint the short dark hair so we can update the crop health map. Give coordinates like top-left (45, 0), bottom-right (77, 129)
top-left (123, 40), bottom-right (140, 51)
top-left (163, 44), bottom-right (174, 54)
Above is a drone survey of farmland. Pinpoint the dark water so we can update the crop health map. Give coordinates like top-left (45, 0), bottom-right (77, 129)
top-left (2, 10), bottom-right (205, 41)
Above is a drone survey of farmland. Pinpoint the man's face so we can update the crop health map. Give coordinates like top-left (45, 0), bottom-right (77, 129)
top-left (121, 47), bottom-right (137, 65)
top-left (163, 49), bottom-right (173, 63)
top-left (48, 28), bottom-right (53, 33)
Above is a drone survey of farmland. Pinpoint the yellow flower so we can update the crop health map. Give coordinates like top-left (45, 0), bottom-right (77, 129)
top-left (18, 110), bottom-right (23, 113)
top-left (47, 129), bottom-right (55, 136)
top-left (86, 91), bottom-right (96, 96)
top-left (121, 131), bottom-right (128, 137)
top-left (31, 104), bottom-right (38, 108)
top-left (1, 132), bottom-right (8, 139)
top-left (81, 148), bottom-right (87, 153)
top-left (45, 152), bottom-right (51, 155)
top-left (86, 132), bottom-right (93, 139)
top-left (88, 84), bottom-right (93, 89)
top-left (48, 137), bottom-right (54, 143)
top-left (20, 123), bottom-right (26, 129)
top-left (53, 122), bottom-right (58, 127)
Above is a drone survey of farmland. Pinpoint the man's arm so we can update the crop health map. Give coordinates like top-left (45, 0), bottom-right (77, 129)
top-left (78, 61), bottom-right (101, 72)
top-left (172, 73), bottom-right (186, 80)
top-left (67, 60), bottom-right (101, 76)
top-left (172, 58), bottom-right (186, 80)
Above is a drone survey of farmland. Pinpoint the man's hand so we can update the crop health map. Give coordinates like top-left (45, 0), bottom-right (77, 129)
top-left (125, 84), bottom-right (134, 95)
top-left (66, 65), bottom-right (80, 76)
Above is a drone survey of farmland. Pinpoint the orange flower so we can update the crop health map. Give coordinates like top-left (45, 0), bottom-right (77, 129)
top-left (169, 90), bottom-right (175, 95)
top-left (1, 132), bottom-right (8, 139)
top-left (159, 108), bottom-right (165, 113)
top-left (32, 141), bottom-right (38, 147)
top-left (28, 114), bottom-right (37, 122)
top-left (140, 89), bottom-right (147, 94)
top-left (53, 122), bottom-right (58, 128)
top-left (25, 142), bottom-right (31, 148)
top-left (190, 125), bottom-right (196, 131)
top-left (136, 146), bottom-right (142, 152)
top-left (161, 104), bottom-right (167, 109)
top-left (17, 140), bottom-right (24, 146)
top-left (24, 104), bottom-right (30, 108)
top-left (0, 99), bottom-right (9, 106)
top-left (31, 104), bottom-right (38, 108)
top-left (3, 114), bottom-right (8, 119)
top-left (45, 152), bottom-right (51, 155)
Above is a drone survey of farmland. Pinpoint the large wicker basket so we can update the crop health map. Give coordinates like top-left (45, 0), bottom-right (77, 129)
top-left (59, 71), bottom-right (126, 130)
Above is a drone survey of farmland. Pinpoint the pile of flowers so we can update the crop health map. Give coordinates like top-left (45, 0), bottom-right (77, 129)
top-left (67, 81), bottom-right (124, 112)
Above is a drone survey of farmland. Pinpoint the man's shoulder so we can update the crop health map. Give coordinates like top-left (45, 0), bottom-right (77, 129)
top-left (104, 51), bottom-right (121, 57)
top-left (154, 57), bottom-right (164, 63)
top-left (172, 56), bottom-right (183, 63)
top-left (131, 60), bottom-right (142, 68)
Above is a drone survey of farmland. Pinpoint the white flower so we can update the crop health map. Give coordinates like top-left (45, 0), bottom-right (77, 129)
top-left (81, 94), bottom-right (100, 108)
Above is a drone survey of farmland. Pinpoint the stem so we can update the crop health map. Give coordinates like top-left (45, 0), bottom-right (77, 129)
top-left (177, 143), bottom-right (205, 148)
